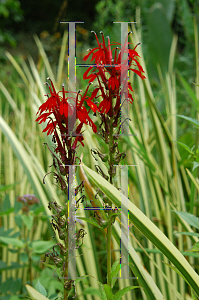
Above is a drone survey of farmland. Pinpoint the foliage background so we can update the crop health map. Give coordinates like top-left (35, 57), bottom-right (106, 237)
top-left (1, 0), bottom-right (199, 300)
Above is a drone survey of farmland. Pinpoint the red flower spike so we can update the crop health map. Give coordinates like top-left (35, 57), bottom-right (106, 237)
top-left (83, 32), bottom-right (146, 116)
top-left (36, 79), bottom-right (98, 161)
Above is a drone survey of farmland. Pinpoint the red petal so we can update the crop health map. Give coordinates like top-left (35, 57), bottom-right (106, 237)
top-left (83, 48), bottom-right (96, 61)
top-left (83, 66), bottom-right (93, 80)
top-left (35, 112), bottom-right (51, 124)
top-left (87, 99), bottom-right (99, 113)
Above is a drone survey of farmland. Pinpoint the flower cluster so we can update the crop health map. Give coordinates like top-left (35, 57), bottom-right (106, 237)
top-left (82, 31), bottom-right (146, 178)
top-left (17, 194), bottom-right (39, 213)
top-left (36, 78), bottom-right (98, 165)
top-left (83, 31), bottom-right (146, 117)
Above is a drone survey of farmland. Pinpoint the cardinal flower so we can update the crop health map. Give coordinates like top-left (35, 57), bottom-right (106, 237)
top-left (36, 78), bottom-right (98, 165)
top-left (83, 31), bottom-right (146, 118)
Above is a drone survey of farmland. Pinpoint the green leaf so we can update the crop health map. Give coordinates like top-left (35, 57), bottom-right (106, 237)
top-left (21, 214), bottom-right (34, 230)
top-left (111, 264), bottom-right (122, 288)
top-left (111, 258), bottom-right (120, 272)
top-left (0, 183), bottom-right (19, 193)
top-left (10, 278), bottom-right (22, 294)
top-left (177, 72), bottom-right (199, 107)
top-left (175, 232), bottom-right (199, 238)
top-left (42, 263), bottom-right (63, 284)
top-left (187, 242), bottom-right (199, 253)
top-left (98, 282), bottom-right (107, 300)
top-left (83, 164), bottom-right (199, 297)
top-left (74, 274), bottom-right (95, 285)
top-left (9, 296), bottom-right (21, 300)
top-left (172, 211), bottom-right (199, 230)
top-left (186, 168), bottom-right (199, 190)
top-left (109, 212), bottom-right (120, 218)
top-left (77, 217), bottom-right (104, 231)
top-left (191, 288), bottom-right (199, 300)
top-left (25, 284), bottom-right (50, 300)
top-left (110, 258), bottom-right (120, 288)
top-left (172, 140), bottom-right (194, 154)
top-left (113, 286), bottom-right (140, 300)
top-left (0, 236), bottom-right (24, 248)
top-left (83, 287), bottom-right (101, 296)
top-left (103, 284), bottom-right (114, 300)
top-left (20, 253), bottom-right (29, 263)
top-left (163, 262), bottom-right (190, 286)
top-left (192, 162), bottom-right (199, 171)
top-left (31, 240), bottom-right (55, 254)
top-left (0, 207), bottom-right (14, 216)
top-left (0, 277), bottom-right (14, 293)
top-left (109, 260), bottom-right (130, 289)
top-left (176, 115), bottom-right (199, 128)
top-left (35, 280), bottom-right (47, 297)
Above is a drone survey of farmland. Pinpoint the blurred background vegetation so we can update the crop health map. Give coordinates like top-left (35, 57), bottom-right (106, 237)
top-left (1, 0), bottom-right (199, 299)
top-left (1, 0), bottom-right (199, 103)
top-left (0, 0), bottom-right (198, 83)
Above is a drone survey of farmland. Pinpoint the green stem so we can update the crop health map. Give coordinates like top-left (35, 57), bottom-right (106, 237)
top-left (107, 216), bottom-right (112, 286)
top-left (24, 225), bottom-right (33, 286)
top-left (64, 236), bottom-right (68, 300)
top-left (107, 116), bottom-right (114, 286)
top-left (28, 249), bottom-right (33, 286)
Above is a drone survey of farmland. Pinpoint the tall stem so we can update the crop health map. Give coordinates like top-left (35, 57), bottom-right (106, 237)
top-left (28, 247), bottom-right (33, 286)
top-left (64, 236), bottom-right (68, 300)
top-left (107, 115), bottom-right (113, 286)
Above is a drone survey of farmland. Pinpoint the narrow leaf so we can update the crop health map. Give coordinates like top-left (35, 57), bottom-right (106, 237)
top-left (172, 211), bottom-right (199, 230)
top-left (25, 284), bottom-right (50, 300)
top-left (77, 217), bottom-right (104, 231)
top-left (35, 280), bottom-right (47, 297)
top-left (31, 240), bottom-right (55, 254)
top-left (192, 162), bottom-right (199, 171)
top-left (176, 115), bottom-right (199, 127)
top-left (103, 284), bottom-right (114, 300)
top-left (0, 236), bottom-right (24, 248)
top-left (186, 168), bottom-right (199, 190)
top-left (113, 286), bottom-right (140, 300)
top-left (187, 242), bottom-right (199, 253)
top-left (175, 232), bottom-right (199, 238)
top-left (172, 140), bottom-right (194, 154)
top-left (21, 215), bottom-right (34, 230)
top-left (98, 282), bottom-right (107, 300)
top-left (83, 164), bottom-right (199, 297)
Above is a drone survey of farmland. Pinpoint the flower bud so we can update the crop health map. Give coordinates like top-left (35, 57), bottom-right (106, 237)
top-left (64, 279), bottom-right (74, 291)
top-left (99, 219), bottom-right (108, 228)
top-left (58, 228), bottom-right (66, 240)
top-left (98, 152), bottom-right (108, 162)
top-left (54, 215), bottom-right (66, 228)
top-left (55, 243), bottom-right (68, 256)
top-left (113, 152), bottom-right (126, 164)
top-left (54, 257), bottom-right (63, 267)
top-left (48, 201), bottom-right (66, 217)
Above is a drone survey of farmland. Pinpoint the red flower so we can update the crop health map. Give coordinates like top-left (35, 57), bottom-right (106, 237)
top-left (83, 31), bottom-right (146, 117)
top-left (36, 78), bottom-right (99, 162)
